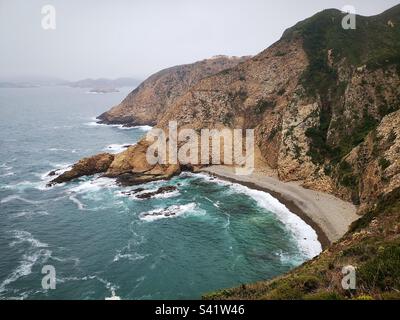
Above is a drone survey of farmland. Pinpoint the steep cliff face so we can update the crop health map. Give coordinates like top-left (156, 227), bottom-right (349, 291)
top-left (155, 5), bottom-right (400, 210)
top-left (49, 4), bottom-right (400, 300)
top-left (58, 6), bottom-right (400, 214)
top-left (97, 55), bottom-right (249, 126)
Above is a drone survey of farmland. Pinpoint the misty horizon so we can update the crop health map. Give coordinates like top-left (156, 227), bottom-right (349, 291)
top-left (1, 0), bottom-right (399, 81)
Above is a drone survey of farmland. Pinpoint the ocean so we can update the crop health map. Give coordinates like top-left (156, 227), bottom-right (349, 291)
top-left (0, 86), bottom-right (321, 299)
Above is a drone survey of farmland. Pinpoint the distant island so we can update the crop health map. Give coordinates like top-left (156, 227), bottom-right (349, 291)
top-left (68, 77), bottom-right (140, 93)
top-left (88, 87), bottom-right (120, 94)
top-left (0, 76), bottom-right (140, 93)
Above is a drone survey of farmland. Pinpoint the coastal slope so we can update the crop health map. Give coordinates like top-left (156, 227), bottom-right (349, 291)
top-left (97, 55), bottom-right (249, 126)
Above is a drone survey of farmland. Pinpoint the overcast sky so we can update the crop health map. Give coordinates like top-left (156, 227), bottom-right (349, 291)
top-left (0, 0), bottom-right (398, 81)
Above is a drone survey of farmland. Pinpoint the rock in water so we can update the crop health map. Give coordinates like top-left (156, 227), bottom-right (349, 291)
top-left (47, 153), bottom-right (114, 186)
top-left (135, 186), bottom-right (177, 199)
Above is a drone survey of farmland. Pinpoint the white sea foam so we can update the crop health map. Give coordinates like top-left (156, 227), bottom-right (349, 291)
top-left (131, 125), bottom-right (152, 131)
top-left (0, 231), bottom-right (51, 294)
top-left (32, 163), bottom-right (72, 190)
top-left (0, 249), bottom-right (52, 294)
top-left (204, 196), bottom-right (220, 208)
top-left (0, 181), bottom-right (37, 192)
top-left (68, 177), bottom-right (116, 194)
top-left (0, 195), bottom-right (41, 205)
top-left (52, 125), bottom-right (74, 130)
top-left (48, 148), bottom-right (69, 152)
top-left (57, 274), bottom-right (120, 299)
top-left (69, 195), bottom-right (85, 210)
top-left (151, 189), bottom-right (180, 199)
top-left (0, 163), bottom-right (13, 171)
top-left (0, 172), bottom-right (14, 177)
top-left (123, 187), bottom-right (180, 200)
top-left (51, 256), bottom-right (80, 267)
top-left (84, 121), bottom-right (106, 127)
top-left (11, 210), bottom-right (49, 219)
top-left (65, 177), bottom-right (117, 209)
top-left (85, 118), bottom-right (152, 132)
top-left (103, 143), bottom-right (133, 154)
top-left (113, 252), bottom-right (147, 262)
top-left (191, 173), bottom-right (322, 259)
top-left (9, 230), bottom-right (49, 248)
top-left (139, 203), bottom-right (199, 222)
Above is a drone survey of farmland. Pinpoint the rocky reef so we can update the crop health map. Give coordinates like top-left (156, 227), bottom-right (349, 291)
top-left (48, 141), bottom-right (182, 186)
top-left (47, 153), bottom-right (114, 186)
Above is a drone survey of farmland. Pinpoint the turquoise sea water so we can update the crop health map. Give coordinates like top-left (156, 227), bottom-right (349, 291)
top-left (0, 86), bottom-right (321, 299)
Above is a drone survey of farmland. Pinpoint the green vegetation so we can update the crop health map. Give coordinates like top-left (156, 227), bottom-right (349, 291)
top-left (358, 243), bottom-right (400, 291)
top-left (277, 88), bottom-right (285, 96)
top-left (285, 7), bottom-right (400, 96)
top-left (379, 157), bottom-right (391, 170)
top-left (287, 6), bottom-right (400, 167)
top-left (388, 130), bottom-right (397, 143)
top-left (254, 99), bottom-right (276, 114)
top-left (305, 111), bottom-right (332, 164)
top-left (268, 127), bottom-right (279, 141)
top-left (222, 112), bottom-right (234, 126)
top-left (274, 51), bottom-right (286, 57)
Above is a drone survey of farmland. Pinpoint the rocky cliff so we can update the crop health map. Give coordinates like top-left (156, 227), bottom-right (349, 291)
top-left (155, 5), bottom-right (400, 212)
top-left (54, 5), bottom-right (400, 213)
top-left (97, 55), bottom-right (249, 126)
top-left (50, 5), bottom-right (400, 299)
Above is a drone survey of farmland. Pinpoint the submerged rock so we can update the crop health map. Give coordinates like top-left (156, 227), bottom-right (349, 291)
top-left (47, 153), bottom-right (114, 186)
top-left (135, 186), bottom-right (177, 199)
top-left (121, 187), bottom-right (145, 195)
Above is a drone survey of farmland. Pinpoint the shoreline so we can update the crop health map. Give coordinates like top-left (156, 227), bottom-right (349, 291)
top-left (200, 166), bottom-right (359, 249)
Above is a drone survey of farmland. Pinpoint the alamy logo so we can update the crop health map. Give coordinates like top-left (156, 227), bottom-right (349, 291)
top-left (146, 121), bottom-right (255, 175)
top-left (41, 265), bottom-right (56, 290)
top-left (41, 5), bottom-right (56, 30)
top-left (342, 5), bottom-right (356, 30)
top-left (341, 265), bottom-right (356, 290)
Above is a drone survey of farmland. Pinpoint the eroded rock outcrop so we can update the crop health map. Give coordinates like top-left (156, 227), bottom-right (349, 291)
top-left (47, 153), bottom-right (114, 186)
top-left (48, 141), bottom-right (182, 186)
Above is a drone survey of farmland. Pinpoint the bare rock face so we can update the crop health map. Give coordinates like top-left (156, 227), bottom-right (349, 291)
top-left (48, 141), bottom-right (182, 187)
top-left (344, 110), bottom-right (400, 213)
top-left (57, 6), bottom-right (400, 214)
top-left (48, 153), bottom-right (114, 186)
top-left (101, 140), bottom-right (181, 185)
top-left (97, 56), bottom-right (249, 126)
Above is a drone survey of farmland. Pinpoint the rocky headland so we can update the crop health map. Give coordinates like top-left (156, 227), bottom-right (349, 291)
top-left (49, 5), bottom-right (400, 299)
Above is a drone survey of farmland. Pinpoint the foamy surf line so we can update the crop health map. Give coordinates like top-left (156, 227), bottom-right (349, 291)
top-left (139, 203), bottom-right (199, 222)
top-left (103, 143), bottom-right (135, 154)
top-left (0, 230), bottom-right (52, 295)
top-left (188, 172), bottom-right (322, 259)
top-left (85, 118), bottom-right (152, 131)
